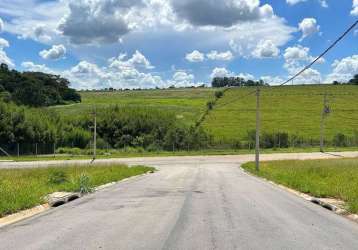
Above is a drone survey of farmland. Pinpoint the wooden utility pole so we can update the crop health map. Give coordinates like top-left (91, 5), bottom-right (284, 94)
top-left (255, 87), bottom-right (261, 171)
top-left (320, 92), bottom-right (330, 153)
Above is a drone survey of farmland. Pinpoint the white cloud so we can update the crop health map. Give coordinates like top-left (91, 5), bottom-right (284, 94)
top-left (260, 75), bottom-right (284, 85)
top-left (0, 49), bottom-right (14, 67)
top-left (0, 17), bottom-right (3, 33)
top-left (0, 38), bottom-right (9, 48)
top-left (298, 18), bottom-right (320, 40)
top-left (352, 0), bottom-right (358, 15)
top-left (252, 40), bottom-right (280, 58)
top-left (326, 55), bottom-right (358, 83)
top-left (39, 44), bottom-right (66, 60)
top-left (286, 0), bottom-right (327, 7)
top-left (21, 61), bottom-right (54, 73)
top-left (207, 50), bottom-right (233, 61)
top-left (109, 50), bottom-right (154, 70)
top-left (185, 50), bottom-right (205, 62)
top-left (210, 67), bottom-right (254, 80)
top-left (283, 45), bottom-right (324, 84)
top-left (228, 17), bottom-right (295, 58)
top-left (167, 71), bottom-right (197, 87)
top-left (210, 67), bottom-right (232, 78)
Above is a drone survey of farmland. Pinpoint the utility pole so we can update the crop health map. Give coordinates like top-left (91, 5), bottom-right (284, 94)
top-left (255, 87), bottom-right (261, 171)
top-left (320, 92), bottom-right (330, 153)
top-left (93, 106), bottom-right (97, 161)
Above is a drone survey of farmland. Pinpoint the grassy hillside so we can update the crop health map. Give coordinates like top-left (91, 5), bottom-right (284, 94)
top-left (50, 88), bottom-right (215, 125)
top-left (202, 85), bottom-right (358, 144)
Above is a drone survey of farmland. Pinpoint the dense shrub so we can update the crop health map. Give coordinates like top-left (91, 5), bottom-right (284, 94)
top-left (0, 63), bottom-right (81, 107)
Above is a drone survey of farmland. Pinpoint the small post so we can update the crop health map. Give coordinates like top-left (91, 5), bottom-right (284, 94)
top-left (255, 87), bottom-right (261, 171)
top-left (35, 143), bottom-right (38, 157)
top-left (17, 143), bottom-right (20, 157)
top-left (53, 143), bottom-right (56, 158)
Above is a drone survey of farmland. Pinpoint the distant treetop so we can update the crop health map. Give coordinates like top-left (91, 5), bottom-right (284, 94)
top-left (0, 63), bottom-right (81, 107)
top-left (211, 77), bottom-right (268, 88)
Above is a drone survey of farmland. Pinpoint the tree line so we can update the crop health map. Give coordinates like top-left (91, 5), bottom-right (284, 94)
top-left (333, 74), bottom-right (358, 85)
top-left (0, 63), bottom-right (81, 107)
top-left (211, 77), bottom-right (268, 88)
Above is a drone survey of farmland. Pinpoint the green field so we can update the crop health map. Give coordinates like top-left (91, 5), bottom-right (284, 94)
top-left (202, 85), bottom-right (358, 144)
top-left (50, 88), bottom-right (216, 125)
top-left (242, 158), bottom-right (358, 213)
top-left (48, 85), bottom-right (358, 148)
top-left (0, 164), bottom-right (154, 217)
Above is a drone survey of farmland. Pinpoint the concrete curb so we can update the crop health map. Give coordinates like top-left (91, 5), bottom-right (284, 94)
top-left (0, 170), bottom-right (155, 228)
top-left (240, 167), bottom-right (358, 224)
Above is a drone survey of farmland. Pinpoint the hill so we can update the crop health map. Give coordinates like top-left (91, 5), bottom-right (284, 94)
top-left (51, 88), bottom-right (216, 126)
top-left (202, 85), bottom-right (358, 146)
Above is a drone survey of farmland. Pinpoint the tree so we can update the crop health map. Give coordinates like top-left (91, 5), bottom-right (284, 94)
top-left (349, 74), bottom-right (358, 85)
top-left (0, 64), bottom-right (81, 107)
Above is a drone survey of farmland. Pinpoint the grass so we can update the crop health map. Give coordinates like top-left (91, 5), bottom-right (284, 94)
top-left (1, 146), bottom-right (358, 162)
top-left (0, 164), bottom-right (154, 218)
top-left (203, 85), bottom-right (358, 143)
top-left (50, 88), bottom-right (216, 126)
top-left (242, 158), bottom-right (358, 213)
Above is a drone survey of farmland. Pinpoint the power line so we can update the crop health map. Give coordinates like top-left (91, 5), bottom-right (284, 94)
top-left (280, 20), bottom-right (358, 86)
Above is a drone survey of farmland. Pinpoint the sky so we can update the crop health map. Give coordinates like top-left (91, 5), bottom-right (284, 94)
top-left (0, 0), bottom-right (357, 90)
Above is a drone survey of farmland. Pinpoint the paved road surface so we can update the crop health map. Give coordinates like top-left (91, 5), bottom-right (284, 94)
top-left (1, 153), bottom-right (358, 249)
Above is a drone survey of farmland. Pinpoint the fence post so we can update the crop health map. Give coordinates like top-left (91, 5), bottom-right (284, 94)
top-left (53, 143), bottom-right (56, 158)
top-left (17, 143), bottom-right (20, 157)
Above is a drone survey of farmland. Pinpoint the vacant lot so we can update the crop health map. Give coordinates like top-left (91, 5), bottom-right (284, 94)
top-left (51, 88), bottom-right (216, 126)
top-left (0, 164), bottom-right (154, 217)
top-left (203, 85), bottom-right (358, 144)
top-left (242, 158), bottom-right (358, 213)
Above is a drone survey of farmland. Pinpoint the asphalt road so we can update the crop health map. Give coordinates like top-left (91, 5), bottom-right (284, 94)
top-left (1, 153), bottom-right (358, 250)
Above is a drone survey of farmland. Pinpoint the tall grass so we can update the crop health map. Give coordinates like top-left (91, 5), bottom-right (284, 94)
top-left (0, 164), bottom-right (154, 217)
top-left (242, 158), bottom-right (358, 213)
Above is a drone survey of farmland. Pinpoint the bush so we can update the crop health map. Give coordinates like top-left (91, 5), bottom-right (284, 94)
top-left (207, 101), bottom-right (215, 110)
top-left (78, 173), bottom-right (93, 194)
top-left (215, 91), bottom-right (224, 99)
top-left (48, 170), bottom-right (68, 185)
top-left (333, 133), bottom-right (347, 147)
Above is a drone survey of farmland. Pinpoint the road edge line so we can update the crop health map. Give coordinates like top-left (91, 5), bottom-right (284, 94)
top-left (240, 167), bottom-right (358, 224)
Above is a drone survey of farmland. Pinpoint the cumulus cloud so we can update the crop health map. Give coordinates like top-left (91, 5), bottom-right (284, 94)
top-left (0, 38), bottom-right (9, 48)
top-left (207, 51), bottom-right (233, 61)
top-left (352, 0), bottom-right (358, 15)
top-left (283, 45), bottom-right (324, 83)
top-left (252, 40), bottom-right (280, 58)
top-left (210, 67), bottom-right (254, 80)
top-left (185, 50), bottom-right (205, 62)
top-left (0, 49), bottom-right (14, 67)
top-left (167, 71), bottom-right (197, 87)
top-left (39, 44), bottom-right (66, 60)
top-left (109, 50), bottom-right (154, 70)
top-left (58, 0), bottom-right (144, 44)
top-left (171, 0), bottom-right (273, 27)
top-left (326, 55), bottom-right (358, 83)
top-left (228, 17), bottom-right (295, 58)
top-left (21, 61), bottom-right (54, 73)
top-left (298, 18), bottom-right (320, 40)
top-left (210, 67), bottom-right (232, 78)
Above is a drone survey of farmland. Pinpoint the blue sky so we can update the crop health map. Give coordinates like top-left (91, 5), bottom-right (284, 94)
top-left (0, 0), bottom-right (357, 89)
